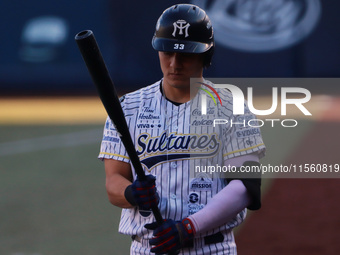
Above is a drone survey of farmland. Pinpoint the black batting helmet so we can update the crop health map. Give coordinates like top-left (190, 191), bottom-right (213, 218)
top-left (152, 4), bottom-right (214, 67)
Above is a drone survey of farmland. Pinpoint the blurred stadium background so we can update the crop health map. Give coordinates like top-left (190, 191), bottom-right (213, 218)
top-left (1, 0), bottom-right (339, 254)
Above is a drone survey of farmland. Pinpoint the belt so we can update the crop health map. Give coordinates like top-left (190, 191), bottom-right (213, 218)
top-left (132, 231), bottom-right (224, 247)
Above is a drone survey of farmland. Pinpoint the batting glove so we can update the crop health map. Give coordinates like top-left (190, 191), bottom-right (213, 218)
top-left (144, 218), bottom-right (195, 254)
top-left (124, 175), bottom-right (159, 210)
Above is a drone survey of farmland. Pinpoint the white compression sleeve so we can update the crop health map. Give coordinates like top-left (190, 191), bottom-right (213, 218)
top-left (188, 153), bottom-right (259, 234)
top-left (188, 179), bottom-right (251, 234)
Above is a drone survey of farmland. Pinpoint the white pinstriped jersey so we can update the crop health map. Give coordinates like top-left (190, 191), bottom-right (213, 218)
top-left (98, 79), bottom-right (265, 254)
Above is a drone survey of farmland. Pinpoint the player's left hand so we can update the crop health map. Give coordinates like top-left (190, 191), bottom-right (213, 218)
top-left (145, 218), bottom-right (195, 254)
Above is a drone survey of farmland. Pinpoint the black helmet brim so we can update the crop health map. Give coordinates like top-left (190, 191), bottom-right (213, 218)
top-left (152, 36), bottom-right (213, 54)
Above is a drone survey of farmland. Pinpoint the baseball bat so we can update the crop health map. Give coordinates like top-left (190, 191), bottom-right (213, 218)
top-left (75, 30), bottom-right (164, 226)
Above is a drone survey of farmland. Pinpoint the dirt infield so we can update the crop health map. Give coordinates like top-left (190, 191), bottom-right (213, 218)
top-left (236, 121), bottom-right (340, 255)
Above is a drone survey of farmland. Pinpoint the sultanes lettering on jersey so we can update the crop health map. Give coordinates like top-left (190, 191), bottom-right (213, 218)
top-left (136, 131), bottom-right (220, 169)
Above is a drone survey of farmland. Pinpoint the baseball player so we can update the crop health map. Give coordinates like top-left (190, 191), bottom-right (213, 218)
top-left (99, 4), bottom-right (265, 255)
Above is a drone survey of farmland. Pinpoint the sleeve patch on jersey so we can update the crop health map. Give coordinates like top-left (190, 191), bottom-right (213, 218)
top-left (103, 136), bottom-right (120, 143)
top-left (105, 121), bottom-right (116, 131)
top-left (236, 128), bottom-right (261, 138)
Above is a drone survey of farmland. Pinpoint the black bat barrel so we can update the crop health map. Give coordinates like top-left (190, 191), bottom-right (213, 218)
top-left (75, 30), bottom-right (121, 131)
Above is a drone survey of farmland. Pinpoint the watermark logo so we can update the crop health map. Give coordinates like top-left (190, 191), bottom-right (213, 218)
top-left (200, 84), bottom-right (312, 116)
top-left (190, 78), bottom-right (315, 128)
top-left (198, 82), bottom-right (223, 115)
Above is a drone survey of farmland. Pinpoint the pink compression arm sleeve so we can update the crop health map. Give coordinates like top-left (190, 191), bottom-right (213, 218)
top-left (188, 153), bottom-right (259, 234)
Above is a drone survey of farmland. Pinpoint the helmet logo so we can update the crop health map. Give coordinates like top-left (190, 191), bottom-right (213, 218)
top-left (172, 20), bottom-right (190, 38)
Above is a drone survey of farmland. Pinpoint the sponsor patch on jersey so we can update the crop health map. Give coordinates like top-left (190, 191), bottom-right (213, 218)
top-left (137, 107), bottom-right (161, 121)
top-left (136, 107), bottom-right (162, 129)
top-left (236, 127), bottom-right (260, 138)
top-left (188, 203), bottom-right (205, 215)
top-left (188, 191), bottom-right (205, 215)
top-left (188, 192), bottom-right (199, 203)
top-left (136, 123), bottom-right (162, 129)
top-left (190, 175), bottom-right (213, 191)
top-left (137, 113), bottom-right (161, 121)
top-left (191, 119), bottom-right (214, 126)
top-left (192, 107), bottom-right (215, 116)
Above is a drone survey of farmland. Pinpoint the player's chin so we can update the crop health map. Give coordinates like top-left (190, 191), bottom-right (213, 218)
top-left (166, 75), bottom-right (190, 88)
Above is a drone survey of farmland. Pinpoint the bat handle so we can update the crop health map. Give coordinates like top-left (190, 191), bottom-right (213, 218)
top-left (152, 206), bottom-right (164, 226)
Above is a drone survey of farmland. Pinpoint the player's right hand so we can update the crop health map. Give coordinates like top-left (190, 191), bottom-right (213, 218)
top-left (124, 175), bottom-right (159, 210)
